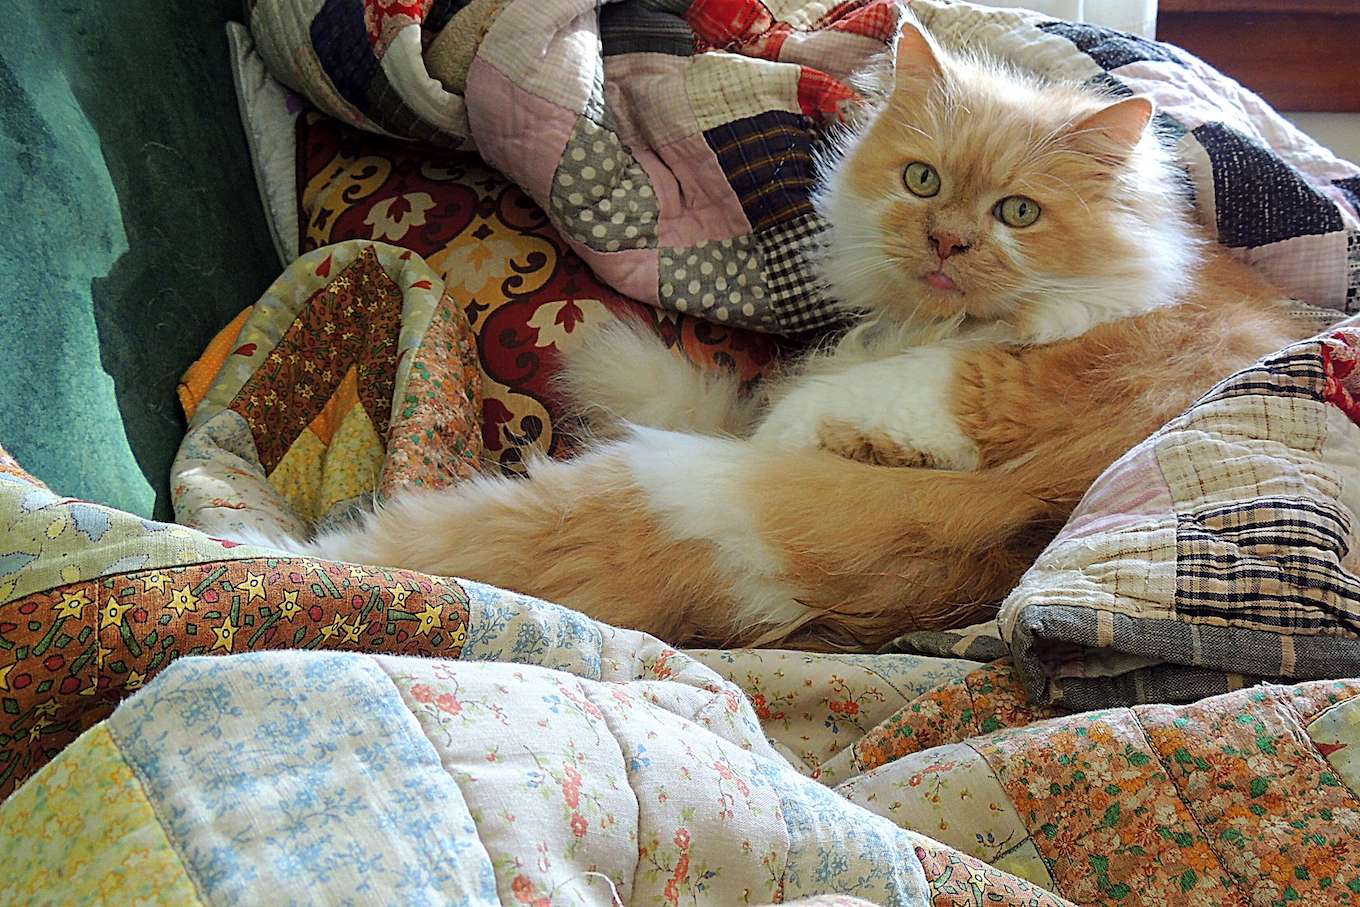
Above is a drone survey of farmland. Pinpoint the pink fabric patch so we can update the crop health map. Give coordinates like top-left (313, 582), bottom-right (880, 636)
top-left (1061, 444), bottom-right (1173, 541)
top-left (603, 54), bottom-right (702, 149)
top-left (642, 136), bottom-right (753, 248)
top-left (1241, 231), bottom-right (1348, 312)
top-left (465, 57), bottom-right (576, 203)
top-left (569, 246), bottom-right (661, 306)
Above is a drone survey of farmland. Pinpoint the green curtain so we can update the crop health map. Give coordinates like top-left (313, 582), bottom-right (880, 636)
top-left (0, 0), bottom-right (279, 518)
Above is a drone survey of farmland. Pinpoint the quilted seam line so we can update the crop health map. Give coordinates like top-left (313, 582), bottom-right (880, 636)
top-left (576, 681), bottom-right (646, 906)
top-left (963, 740), bottom-right (1061, 895)
top-left (104, 717), bottom-right (214, 907)
top-left (1273, 687), bottom-right (1360, 809)
top-left (366, 654), bottom-right (502, 906)
top-left (1127, 706), bottom-right (1248, 904)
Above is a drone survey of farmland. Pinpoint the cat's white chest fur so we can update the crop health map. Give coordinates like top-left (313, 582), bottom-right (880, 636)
top-left (751, 344), bottom-right (980, 470)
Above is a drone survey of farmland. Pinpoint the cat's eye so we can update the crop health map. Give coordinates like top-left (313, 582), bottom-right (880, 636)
top-left (903, 162), bottom-right (941, 198)
top-left (995, 196), bottom-right (1041, 228)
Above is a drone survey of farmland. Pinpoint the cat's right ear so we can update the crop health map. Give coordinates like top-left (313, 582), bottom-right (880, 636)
top-left (893, 17), bottom-right (945, 96)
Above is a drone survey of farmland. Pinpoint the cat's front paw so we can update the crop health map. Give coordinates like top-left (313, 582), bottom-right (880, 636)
top-left (816, 419), bottom-right (943, 468)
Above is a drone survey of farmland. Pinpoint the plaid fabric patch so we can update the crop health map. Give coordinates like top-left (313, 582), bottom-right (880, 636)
top-left (1175, 496), bottom-right (1360, 634)
top-left (688, 53), bottom-right (803, 132)
top-left (686, 0), bottom-right (775, 48)
top-left (797, 65), bottom-right (857, 119)
top-left (1348, 231), bottom-right (1360, 314)
top-left (817, 0), bottom-right (898, 40)
top-left (365, 63), bottom-right (460, 148)
top-left (1193, 348), bottom-right (1327, 406)
top-left (756, 211), bottom-right (836, 333)
top-left (704, 110), bottom-right (816, 232)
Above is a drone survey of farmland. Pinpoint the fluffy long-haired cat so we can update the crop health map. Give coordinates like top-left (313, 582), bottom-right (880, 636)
top-left (244, 17), bottom-right (1314, 649)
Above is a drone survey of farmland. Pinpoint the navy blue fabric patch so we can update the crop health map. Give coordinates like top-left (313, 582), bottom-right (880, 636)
top-left (1039, 20), bottom-right (1183, 71)
top-left (1193, 122), bottom-right (1342, 248)
top-left (310, 0), bottom-right (381, 111)
top-left (1082, 71), bottom-right (1135, 99)
top-left (704, 111), bottom-right (817, 232)
top-left (601, 1), bottom-right (696, 56)
top-left (1335, 177), bottom-right (1360, 214)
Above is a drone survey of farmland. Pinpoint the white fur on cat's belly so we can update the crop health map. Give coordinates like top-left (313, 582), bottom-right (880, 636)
top-left (752, 345), bottom-right (979, 470)
top-left (622, 426), bottom-right (809, 632)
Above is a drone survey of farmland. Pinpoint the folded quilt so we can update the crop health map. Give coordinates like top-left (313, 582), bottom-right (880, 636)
top-left (997, 323), bottom-right (1360, 709)
top-left (245, 0), bottom-right (1360, 334)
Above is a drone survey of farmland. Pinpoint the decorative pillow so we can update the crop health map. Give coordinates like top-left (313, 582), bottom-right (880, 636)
top-left (292, 109), bottom-right (782, 473)
top-left (245, 0), bottom-right (1360, 334)
top-left (1000, 320), bottom-right (1360, 710)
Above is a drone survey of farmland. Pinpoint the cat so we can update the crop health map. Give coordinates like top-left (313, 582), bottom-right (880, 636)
top-left (243, 17), bottom-right (1314, 650)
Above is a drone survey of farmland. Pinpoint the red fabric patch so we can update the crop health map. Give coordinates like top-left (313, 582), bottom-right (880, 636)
top-left (364, 0), bottom-right (434, 54)
top-left (797, 66), bottom-right (859, 121)
top-left (1322, 331), bottom-right (1360, 426)
top-left (686, 0), bottom-right (775, 49)
top-left (743, 22), bottom-right (793, 60)
top-left (820, 0), bottom-right (899, 41)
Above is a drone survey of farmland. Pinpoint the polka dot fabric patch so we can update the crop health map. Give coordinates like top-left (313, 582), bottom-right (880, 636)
top-left (549, 116), bottom-right (658, 252)
top-left (658, 236), bottom-right (777, 328)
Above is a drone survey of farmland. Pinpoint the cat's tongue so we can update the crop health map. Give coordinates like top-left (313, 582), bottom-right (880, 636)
top-left (926, 271), bottom-right (957, 291)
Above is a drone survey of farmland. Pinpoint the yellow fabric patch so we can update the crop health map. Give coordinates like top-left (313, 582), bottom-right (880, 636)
top-left (268, 428), bottom-right (326, 523)
top-left (266, 405), bottom-right (384, 525)
top-left (319, 401), bottom-right (385, 518)
top-left (1308, 696), bottom-right (1360, 796)
top-left (0, 724), bottom-right (203, 905)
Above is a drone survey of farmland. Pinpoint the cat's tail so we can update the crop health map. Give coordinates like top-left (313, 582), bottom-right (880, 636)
top-left (250, 428), bottom-right (1063, 648)
top-left (555, 318), bottom-right (758, 438)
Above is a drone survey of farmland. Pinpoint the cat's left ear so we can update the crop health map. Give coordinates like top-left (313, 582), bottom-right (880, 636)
top-left (1063, 96), bottom-right (1154, 167)
top-left (893, 17), bottom-right (945, 95)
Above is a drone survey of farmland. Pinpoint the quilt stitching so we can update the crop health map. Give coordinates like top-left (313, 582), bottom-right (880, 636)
top-left (1127, 707), bottom-right (1243, 892)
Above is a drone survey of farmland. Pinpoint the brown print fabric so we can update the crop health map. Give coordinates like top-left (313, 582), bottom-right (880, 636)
top-left (229, 246), bottom-right (404, 472)
top-left (0, 557), bottom-right (470, 800)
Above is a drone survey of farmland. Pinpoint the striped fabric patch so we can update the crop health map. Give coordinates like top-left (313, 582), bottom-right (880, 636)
top-left (1176, 496), bottom-right (1360, 633)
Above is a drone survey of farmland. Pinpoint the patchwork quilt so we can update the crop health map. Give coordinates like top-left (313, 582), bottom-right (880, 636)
top-left (244, 0), bottom-right (1360, 335)
top-left (9, 583), bottom-right (1360, 905)
top-left (8, 242), bottom-right (1360, 903)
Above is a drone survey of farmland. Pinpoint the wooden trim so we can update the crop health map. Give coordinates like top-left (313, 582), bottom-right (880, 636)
top-left (1161, 0), bottom-right (1357, 13)
top-left (1158, 10), bottom-right (1360, 112)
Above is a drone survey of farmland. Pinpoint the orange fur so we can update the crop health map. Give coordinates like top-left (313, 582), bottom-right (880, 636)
top-left (757, 248), bottom-right (1311, 648)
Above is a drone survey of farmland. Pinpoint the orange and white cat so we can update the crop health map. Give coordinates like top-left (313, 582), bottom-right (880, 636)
top-left (246, 17), bottom-right (1313, 649)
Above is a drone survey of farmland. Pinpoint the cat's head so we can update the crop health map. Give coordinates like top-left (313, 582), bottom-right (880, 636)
top-left (816, 16), bottom-right (1199, 343)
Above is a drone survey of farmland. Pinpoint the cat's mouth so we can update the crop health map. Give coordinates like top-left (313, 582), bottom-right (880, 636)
top-left (924, 270), bottom-right (960, 292)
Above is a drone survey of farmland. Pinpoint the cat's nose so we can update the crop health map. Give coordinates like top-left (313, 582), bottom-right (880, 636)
top-left (929, 231), bottom-right (971, 260)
